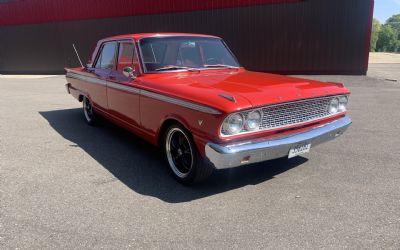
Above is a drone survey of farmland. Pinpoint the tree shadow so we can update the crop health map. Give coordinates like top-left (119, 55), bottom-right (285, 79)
top-left (39, 108), bottom-right (308, 203)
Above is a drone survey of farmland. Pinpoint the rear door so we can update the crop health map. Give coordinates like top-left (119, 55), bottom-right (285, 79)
top-left (107, 40), bottom-right (141, 127)
top-left (90, 41), bottom-right (118, 110)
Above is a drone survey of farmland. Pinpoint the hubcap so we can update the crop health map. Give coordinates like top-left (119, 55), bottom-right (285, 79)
top-left (83, 98), bottom-right (93, 122)
top-left (166, 128), bottom-right (193, 178)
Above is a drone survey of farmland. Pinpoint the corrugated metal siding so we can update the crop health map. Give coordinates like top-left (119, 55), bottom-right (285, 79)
top-left (0, 0), bottom-right (301, 26)
top-left (0, 0), bottom-right (373, 75)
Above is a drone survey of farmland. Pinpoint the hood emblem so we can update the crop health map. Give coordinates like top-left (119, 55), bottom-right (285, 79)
top-left (198, 120), bottom-right (203, 126)
top-left (219, 93), bottom-right (236, 103)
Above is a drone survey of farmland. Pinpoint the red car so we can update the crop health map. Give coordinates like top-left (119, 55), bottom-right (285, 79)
top-left (65, 33), bottom-right (351, 184)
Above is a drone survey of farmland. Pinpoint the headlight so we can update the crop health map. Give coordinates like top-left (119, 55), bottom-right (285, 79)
top-left (221, 110), bottom-right (262, 136)
top-left (222, 113), bottom-right (244, 135)
top-left (245, 110), bottom-right (262, 131)
top-left (328, 98), bottom-right (339, 114)
top-left (338, 96), bottom-right (348, 112)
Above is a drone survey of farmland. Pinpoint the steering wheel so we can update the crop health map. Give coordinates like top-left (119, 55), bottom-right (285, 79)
top-left (205, 58), bottom-right (219, 65)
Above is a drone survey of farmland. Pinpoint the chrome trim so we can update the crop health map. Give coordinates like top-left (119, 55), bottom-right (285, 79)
top-left (141, 90), bottom-right (221, 115)
top-left (66, 72), bottom-right (107, 86)
top-left (92, 41), bottom-right (118, 71)
top-left (107, 81), bottom-right (140, 94)
top-left (92, 39), bottom-right (141, 74)
top-left (220, 95), bottom-right (348, 137)
top-left (138, 34), bottom-right (221, 40)
top-left (206, 116), bottom-right (352, 169)
top-left (66, 72), bottom-right (221, 114)
top-left (137, 67), bottom-right (242, 74)
top-left (219, 93), bottom-right (236, 102)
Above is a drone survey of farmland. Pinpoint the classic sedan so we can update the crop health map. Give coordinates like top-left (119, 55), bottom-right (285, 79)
top-left (65, 33), bottom-right (351, 184)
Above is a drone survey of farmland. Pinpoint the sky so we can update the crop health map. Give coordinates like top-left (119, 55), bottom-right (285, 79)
top-left (374, 0), bottom-right (400, 23)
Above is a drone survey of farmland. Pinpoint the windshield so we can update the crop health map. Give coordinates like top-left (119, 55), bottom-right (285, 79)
top-left (138, 36), bottom-right (240, 72)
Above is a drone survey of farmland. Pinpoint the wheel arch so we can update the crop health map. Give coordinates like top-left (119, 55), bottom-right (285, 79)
top-left (77, 89), bottom-right (90, 102)
top-left (157, 116), bottom-right (192, 147)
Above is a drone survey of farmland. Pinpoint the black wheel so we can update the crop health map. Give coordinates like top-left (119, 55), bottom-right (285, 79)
top-left (82, 96), bottom-right (97, 126)
top-left (163, 124), bottom-right (214, 185)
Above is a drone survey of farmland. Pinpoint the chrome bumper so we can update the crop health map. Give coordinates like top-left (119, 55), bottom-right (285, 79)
top-left (205, 116), bottom-right (352, 169)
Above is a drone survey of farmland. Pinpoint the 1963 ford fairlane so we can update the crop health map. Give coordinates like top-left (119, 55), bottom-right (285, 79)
top-left (65, 33), bottom-right (351, 184)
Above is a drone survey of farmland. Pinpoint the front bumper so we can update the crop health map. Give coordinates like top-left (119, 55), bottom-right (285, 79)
top-left (205, 116), bottom-right (352, 169)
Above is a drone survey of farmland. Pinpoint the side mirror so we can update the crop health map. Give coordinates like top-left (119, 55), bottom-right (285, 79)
top-left (122, 66), bottom-right (137, 79)
top-left (86, 59), bottom-right (93, 69)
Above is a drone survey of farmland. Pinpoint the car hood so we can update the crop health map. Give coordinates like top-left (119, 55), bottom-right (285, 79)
top-left (139, 69), bottom-right (350, 114)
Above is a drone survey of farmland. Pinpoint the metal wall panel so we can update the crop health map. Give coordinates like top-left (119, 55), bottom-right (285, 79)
top-left (0, 0), bottom-right (373, 75)
top-left (0, 0), bottom-right (302, 26)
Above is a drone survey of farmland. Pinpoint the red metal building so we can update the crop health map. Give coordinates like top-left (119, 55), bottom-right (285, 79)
top-left (0, 0), bottom-right (374, 74)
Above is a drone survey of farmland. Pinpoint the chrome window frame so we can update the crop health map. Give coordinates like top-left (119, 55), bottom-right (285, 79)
top-left (137, 36), bottom-right (242, 74)
top-left (93, 41), bottom-right (119, 70)
top-left (91, 38), bottom-right (142, 75)
top-left (114, 39), bottom-right (141, 74)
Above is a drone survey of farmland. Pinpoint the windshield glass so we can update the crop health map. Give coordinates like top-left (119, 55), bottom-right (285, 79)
top-left (139, 36), bottom-right (240, 72)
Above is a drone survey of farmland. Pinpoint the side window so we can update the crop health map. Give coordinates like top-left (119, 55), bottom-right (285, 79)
top-left (94, 42), bottom-right (117, 70)
top-left (117, 42), bottom-right (137, 71)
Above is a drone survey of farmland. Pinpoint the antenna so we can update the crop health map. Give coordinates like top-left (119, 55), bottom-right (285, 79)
top-left (72, 43), bottom-right (84, 68)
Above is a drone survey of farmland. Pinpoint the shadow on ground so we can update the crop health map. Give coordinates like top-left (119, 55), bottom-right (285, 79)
top-left (40, 108), bottom-right (308, 203)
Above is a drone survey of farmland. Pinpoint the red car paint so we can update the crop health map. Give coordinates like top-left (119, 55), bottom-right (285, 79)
top-left (65, 33), bottom-right (350, 156)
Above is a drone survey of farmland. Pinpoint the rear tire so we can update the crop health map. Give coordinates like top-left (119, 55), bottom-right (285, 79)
top-left (163, 124), bottom-right (214, 185)
top-left (82, 96), bottom-right (97, 126)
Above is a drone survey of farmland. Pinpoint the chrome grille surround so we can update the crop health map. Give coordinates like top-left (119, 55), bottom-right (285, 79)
top-left (260, 96), bottom-right (334, 130)
top-left (220, 95), bottom-right (347, 137)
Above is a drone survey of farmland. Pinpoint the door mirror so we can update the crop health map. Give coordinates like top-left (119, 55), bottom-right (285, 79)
top-left (122, 66), bottom-right (137, 79)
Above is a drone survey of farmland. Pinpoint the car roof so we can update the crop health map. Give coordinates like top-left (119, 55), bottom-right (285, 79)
top-left (101, 33), bottom-right (221, 42)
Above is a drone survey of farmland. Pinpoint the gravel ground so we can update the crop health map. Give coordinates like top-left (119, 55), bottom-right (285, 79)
top-left (0, 65), bottom-right (399, 249)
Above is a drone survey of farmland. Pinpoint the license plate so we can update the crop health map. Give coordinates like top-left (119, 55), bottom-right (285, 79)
top-left (288, 143), bottom-right (311, 158)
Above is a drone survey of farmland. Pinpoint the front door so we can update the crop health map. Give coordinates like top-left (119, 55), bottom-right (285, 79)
top-left (107, 40), bottom-right (141, 127)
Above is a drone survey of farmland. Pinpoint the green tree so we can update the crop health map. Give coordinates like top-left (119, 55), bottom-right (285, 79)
top-left (386, 14), bottom-right (400, 34)
top-left (370, 18), bottom-right (381, 52)
top-left (376, 24), bottom-right (397, 52)
top-left (386, 14), bottom-right (400, 50)
top-left (375, 14), bottom-right (400, 52)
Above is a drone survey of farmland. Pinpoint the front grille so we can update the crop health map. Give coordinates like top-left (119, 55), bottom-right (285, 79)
top-left (220, 95), bottom-right (345, 137)
top-left (258, 96), bottom-right (336, 131)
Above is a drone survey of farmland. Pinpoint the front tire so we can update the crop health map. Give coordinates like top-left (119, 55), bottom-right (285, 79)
top-left (163, 124), bottom-right (214, 185)
top-left (82, 96), bottom-right (97, 126)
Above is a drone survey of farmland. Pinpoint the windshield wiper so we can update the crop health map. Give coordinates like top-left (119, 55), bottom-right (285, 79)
top-left (155, 66), bottom-right (197, 71)
top-left (203, 64), bottom-right (240, 69)
top-left (154, 65), bottom-right (238, 72)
